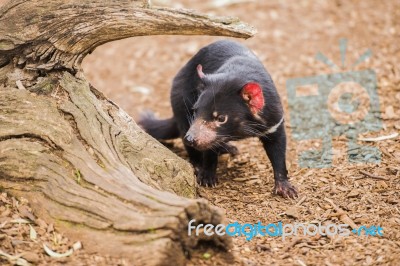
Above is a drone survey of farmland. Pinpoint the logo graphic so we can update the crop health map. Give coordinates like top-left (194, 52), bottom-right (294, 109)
top-left (287, 39), bottom-right (382, 168)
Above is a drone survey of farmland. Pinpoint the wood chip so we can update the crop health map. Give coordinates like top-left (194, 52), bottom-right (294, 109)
top-left (15, 80), bottom-right (27, 90)
top-left (18, 206), bottom-right (35, 222)
top-left (22, 251), bottom-right (40, 263)
top-left (324, 198), bottom-right (357, 229)
top-left (285, 206), bottom-right (300, 219)
top-left (35, 218), bottom-right (47, 229)
top-left (72, 241), bottom-right (82, 251)
top-left (347, 189), bottom-right (360, 198)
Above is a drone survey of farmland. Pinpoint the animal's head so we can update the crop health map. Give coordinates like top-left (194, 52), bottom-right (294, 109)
top-left (183, 64), bottom-right (265, 151)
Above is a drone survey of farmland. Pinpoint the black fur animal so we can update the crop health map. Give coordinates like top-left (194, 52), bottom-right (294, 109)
top-left (139, 40), bottom-right (297, 198)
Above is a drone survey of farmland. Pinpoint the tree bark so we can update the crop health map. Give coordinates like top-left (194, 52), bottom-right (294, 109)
top-left (0, 0), bottom-right (255, 264)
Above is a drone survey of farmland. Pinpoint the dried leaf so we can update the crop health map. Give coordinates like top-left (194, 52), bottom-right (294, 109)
top-left (29, 225), bottom-right (37, 240)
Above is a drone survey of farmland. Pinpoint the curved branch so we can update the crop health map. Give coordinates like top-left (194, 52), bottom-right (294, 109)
top-left (0, 0), bottom-right (256, 71)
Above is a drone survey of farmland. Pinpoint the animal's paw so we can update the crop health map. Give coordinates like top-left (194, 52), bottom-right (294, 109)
top-left (274, 180), bottom-right (298, 199)
top-left (217, 143), bottom-right (239, 156)
top-left (196, 169), bottom-right (218, 187)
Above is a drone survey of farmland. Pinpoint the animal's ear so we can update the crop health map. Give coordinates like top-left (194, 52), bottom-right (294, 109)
top-left (197, 64), bottom-right (206, 79)
top-left (241, 82), bottom-right (264, 114)
top-left (196, 64), bottom-right (207, 91)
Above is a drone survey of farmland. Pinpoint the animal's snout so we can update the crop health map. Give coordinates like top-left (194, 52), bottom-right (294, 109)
top-left (183, 133), bottom-right (197, 147)
top-left (183, 119), bottom-right (217, 150)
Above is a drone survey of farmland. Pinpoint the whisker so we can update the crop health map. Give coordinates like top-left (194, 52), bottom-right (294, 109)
top-left (242, 125), bottom-right (267, 137)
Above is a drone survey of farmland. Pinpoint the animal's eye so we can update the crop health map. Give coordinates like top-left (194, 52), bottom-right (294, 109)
top-left (216, 115), bottom-right (228, 124)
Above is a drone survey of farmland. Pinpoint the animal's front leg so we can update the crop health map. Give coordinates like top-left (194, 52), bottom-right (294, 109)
top-left (260, 126), bottom-right (298, 199)
top-left (184, 144), bottom-right (203, 175)
top-left (196, 150), bottom-right (219, 187)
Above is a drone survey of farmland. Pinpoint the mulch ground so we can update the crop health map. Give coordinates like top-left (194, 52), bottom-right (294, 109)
top-left (1, 0), bottom-right (399, 265)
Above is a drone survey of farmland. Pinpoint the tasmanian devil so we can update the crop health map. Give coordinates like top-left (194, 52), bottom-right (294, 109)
top-left (139, 40), bottom-right (297, 198)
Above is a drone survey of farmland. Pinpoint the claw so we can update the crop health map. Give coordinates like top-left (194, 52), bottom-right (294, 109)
top-left (196, 169), bottom-right (218, 187)
top-left (274, 180), bottom-right (298, 199)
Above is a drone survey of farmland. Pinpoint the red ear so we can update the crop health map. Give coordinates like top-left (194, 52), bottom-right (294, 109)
top-left (241, 83), bottom-right (264, 114)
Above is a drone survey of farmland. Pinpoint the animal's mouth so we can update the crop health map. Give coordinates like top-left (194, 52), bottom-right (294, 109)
top-left (193, 143), bottom-right (213, 151)
top-left (184, 139), bottom-right (213, 151)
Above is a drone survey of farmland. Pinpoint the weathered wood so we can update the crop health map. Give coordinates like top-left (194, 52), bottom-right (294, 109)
top-left (0, 0), bottom-right (255, 264)
top-left (0, 0), bottom-right (255, 73)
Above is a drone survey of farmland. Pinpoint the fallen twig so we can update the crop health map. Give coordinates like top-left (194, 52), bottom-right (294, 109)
top-left (324, 198), bottom-right (357, 229)
top-left (358, 132), bottom-right (398, 142)
top-left (358, 170), bottom-right (389, 181)
top-left (295, 196), bottom-right (307, 206)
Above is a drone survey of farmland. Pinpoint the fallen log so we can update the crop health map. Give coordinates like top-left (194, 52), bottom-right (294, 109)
top-left (0, 0), bottom-right (255, 264)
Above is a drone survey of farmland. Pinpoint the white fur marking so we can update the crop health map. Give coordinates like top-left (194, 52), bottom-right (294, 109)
top-left (264, 117), bottom-right (284, 134)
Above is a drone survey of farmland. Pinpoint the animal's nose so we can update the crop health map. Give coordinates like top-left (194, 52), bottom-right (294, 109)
top-left (184, 134), bottom-right (196, 147)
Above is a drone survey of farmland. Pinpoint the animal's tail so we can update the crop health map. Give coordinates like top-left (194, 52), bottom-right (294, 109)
top-left (138, 111), bottom-right (180, 140)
